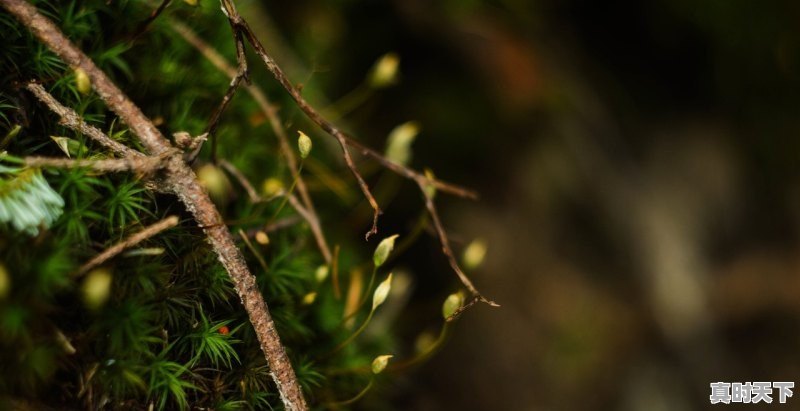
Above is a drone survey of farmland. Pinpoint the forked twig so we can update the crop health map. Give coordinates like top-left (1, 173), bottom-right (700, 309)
top-left (77, 216), bottom-right (180, 276)
top-left (173, 21), bottom-right (331, 263)
top-left (215, 0), bottom-right (494, 312)
top-left (417, 180), bottom-right (499, 317)
top-left (220, 0), bottom-right (382, 240)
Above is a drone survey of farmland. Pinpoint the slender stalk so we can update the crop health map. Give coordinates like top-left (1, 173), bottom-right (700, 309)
top-left (77, 216), bottom-right (179, 276)
top-left (328, 378), bottom-right (374, 407)
top-left (326, 310), bottom-right (374, 357)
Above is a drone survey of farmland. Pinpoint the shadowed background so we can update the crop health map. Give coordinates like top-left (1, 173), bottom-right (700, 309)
top-left (260, 0), bottom-right (800, 409)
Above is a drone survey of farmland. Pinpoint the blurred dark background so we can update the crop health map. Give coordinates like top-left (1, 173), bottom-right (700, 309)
top-left (257, 0), bottom-right (800, 409)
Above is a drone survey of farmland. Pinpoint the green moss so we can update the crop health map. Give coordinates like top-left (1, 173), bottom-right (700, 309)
top-left (0, 0), bottom-right (409, 409)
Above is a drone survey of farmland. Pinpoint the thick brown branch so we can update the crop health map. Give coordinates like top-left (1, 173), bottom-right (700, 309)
top-left (77, 216), bottom-right (179, 276)
top-left (25, 83), bottom-right (143, 158)
top-left (0, 1), bottom-right (308, 409)
top-left (1, 0), bottom-right (170, 156)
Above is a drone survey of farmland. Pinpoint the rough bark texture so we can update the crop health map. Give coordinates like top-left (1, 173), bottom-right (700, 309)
top-left (0, 0), bottom-right (308, 409)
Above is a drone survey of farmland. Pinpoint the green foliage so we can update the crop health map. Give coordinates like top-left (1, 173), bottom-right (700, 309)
top-left (0, 166), bottom-right (64, 235)
top-left (0, 0), bottom-right (439, 409)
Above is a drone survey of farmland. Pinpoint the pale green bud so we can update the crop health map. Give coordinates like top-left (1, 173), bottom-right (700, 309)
top-left (197, 164), bottom-right (232, 204)
top-left (315, 265), bottom-right (329, 283)
top-left (373, 234), bottom-right (399, 267)
top-left (302, 292), bottom-right (317, 305)
top-left (261, 177), bottom-right (284, 197)
top-left (442, 291), bottom-right (465, 319)
top-left (82, 268), bottom-right (113, 310)
top-left (255, 231), bottom-right (270, 245)
top-left (298, 131), bottom-right (312, 159)
top-left (372, 273), bottom-right (393, 310)
top-left (385, 121), bottom-right (419, 166)
top-left (74, 68), bottom-right (91, 96)
top-left (371, 354), bottom-right (393, 374)
top-left (50, 136), bottom-right (81, 158)
top-left (369, 52), bottom-right (400, 88)
top-left (462, 238), bottom-right (487, 270)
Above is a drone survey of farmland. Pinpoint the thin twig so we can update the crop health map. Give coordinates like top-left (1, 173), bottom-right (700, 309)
top-left (171, 16), bottom-right (478, 201)
top-left (219, 159), bottom-right (261, 202)
top-left (128, 0), bottom-right (172, 43)
top-left (25, 83), bottom-right (143, 158)
top-left (214, 0), bottom-right (492, 313)
top-left (416, 181), bottom-right (499, 315)
top-left (77, 216), bottom-right (179, 276)
top-left (238, 228), bottom-right (269, 273)
top-left (220, 159), bottom-right (333, 263)
top-left (284, 192), bottom-right (333, 263)
top-left (243, 215), bottom-right (302, 237)
top-left (0, 2), bottom-right (308, 409)
top-left (220, 0), bottom-right (382, 240)
top-left (172, 20), bottom-right (329, 263)
top-left (24, 155), bottom-right (162, 173)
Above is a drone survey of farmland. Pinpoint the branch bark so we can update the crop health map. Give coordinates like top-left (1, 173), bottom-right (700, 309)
top-left (0, 1), bottom-right (308, 409)
top-left (23, 155), bottom-right (162, 173)
top-left (25, 83), bottom-right (143, 158)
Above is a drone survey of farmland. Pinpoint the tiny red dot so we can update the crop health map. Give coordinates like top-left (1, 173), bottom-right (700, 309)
top-left (219, 325), bottom-right (230, 335)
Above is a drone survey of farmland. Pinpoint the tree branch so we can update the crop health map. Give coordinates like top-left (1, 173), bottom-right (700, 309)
top-left (25, 83), bottom-right (143, 158)
top-left (23, 155), bottom-right (162, 174)
top-left (77, 215), bottom-right (179, 276)
top-left (0, 1), bottom-right (308, 409)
